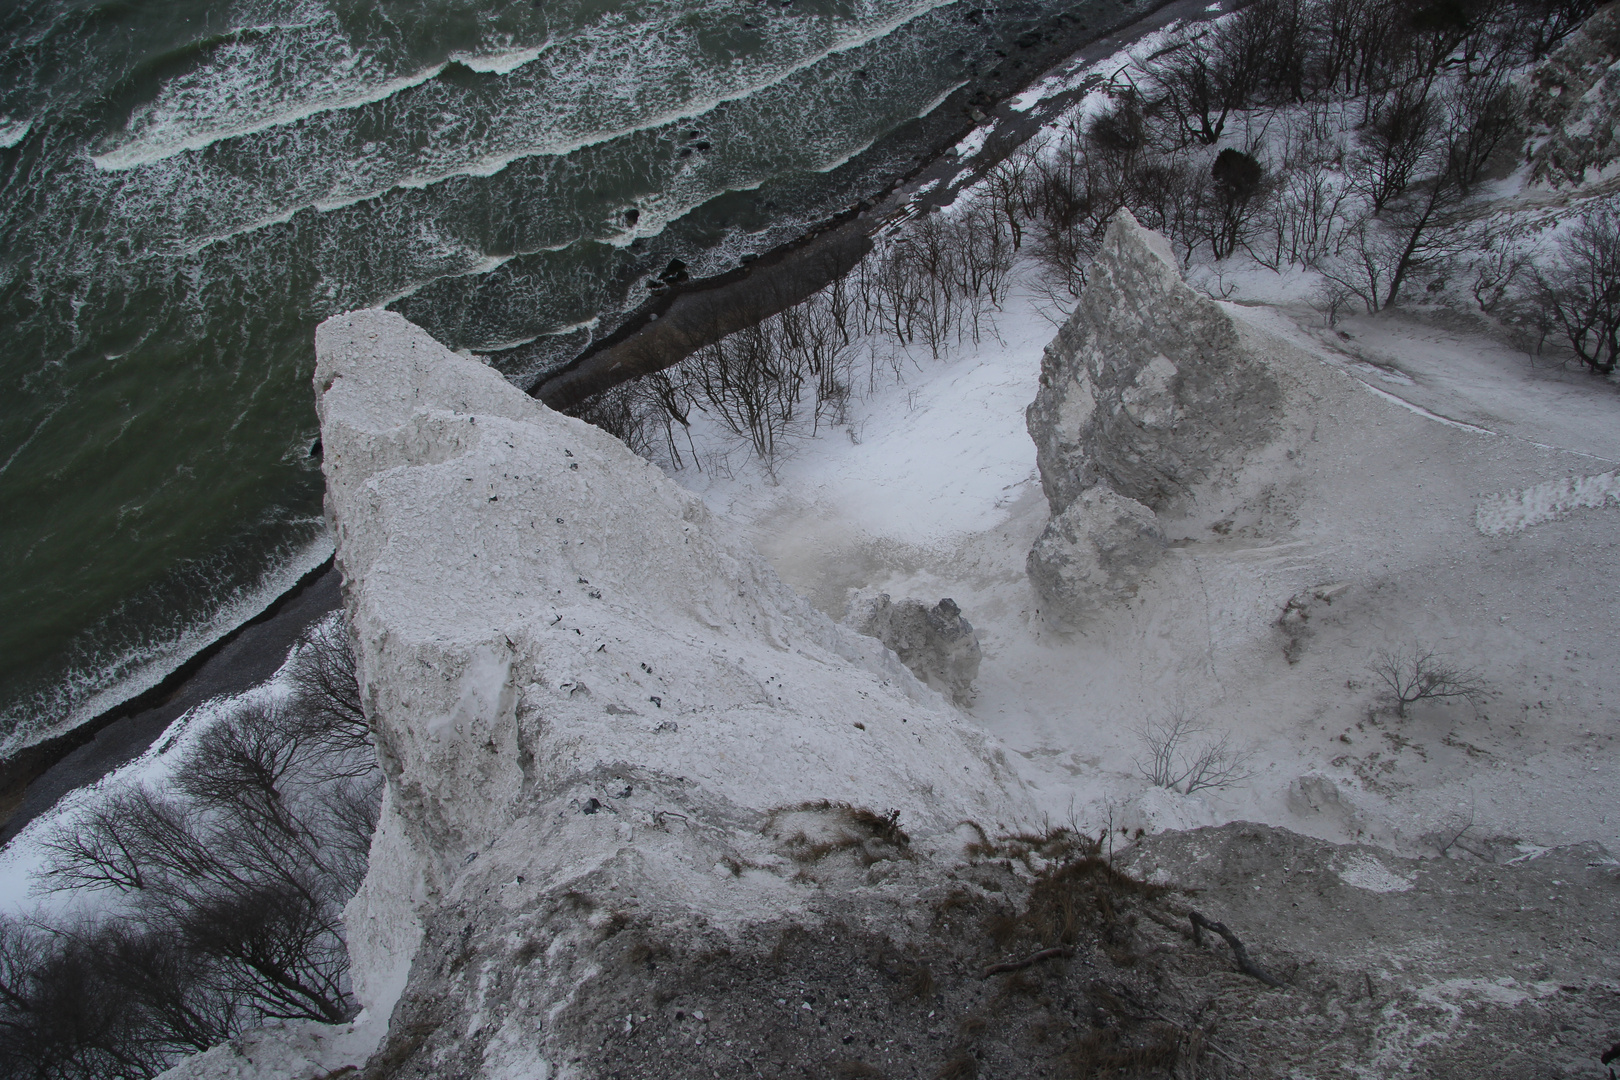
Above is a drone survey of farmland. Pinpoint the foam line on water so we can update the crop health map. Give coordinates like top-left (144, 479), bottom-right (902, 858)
top-left (910, 79), bottom-right (969, 122)
top-left (0, 401), bottom-right (63, 479)
top-left (0, 530), bottom-right (335, 756)
top-left (93, 22), bottom-right (559, 173)
top-left (0, 118), bottom-right (31, 149)
top-left (96, 0), bottom-right (952, 204)
top-left (171, 5), bottom-right (950, 260)
top-left (93, 64), bottom-right (456, 171)
top-left (374, 252), bottom-right (517, 308)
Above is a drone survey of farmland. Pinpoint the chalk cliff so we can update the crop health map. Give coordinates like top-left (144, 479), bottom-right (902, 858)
top-left (313, 310), bottom-right (1029, 1075)
top-left (159, 273), bottom-right (1620, 1080)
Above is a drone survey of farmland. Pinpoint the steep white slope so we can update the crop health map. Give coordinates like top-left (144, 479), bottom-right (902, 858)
top-left (305, 309), bottom-right (1031, 1073)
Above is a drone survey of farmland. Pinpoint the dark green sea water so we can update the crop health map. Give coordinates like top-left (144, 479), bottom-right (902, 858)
top-left (0, 0), bottom-right (1119, 749)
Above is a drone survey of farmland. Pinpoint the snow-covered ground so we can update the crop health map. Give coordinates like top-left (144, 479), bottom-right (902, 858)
top-left (660, 247), bottom-right (1620, 861)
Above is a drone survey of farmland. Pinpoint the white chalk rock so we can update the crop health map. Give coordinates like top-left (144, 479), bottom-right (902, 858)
top-left (1025, 482), bottom-right (1166, 627)
top-left (309, 310), bottom-right (1030, 1074)
top-left (1025, 209), bottom-right (1282, 519)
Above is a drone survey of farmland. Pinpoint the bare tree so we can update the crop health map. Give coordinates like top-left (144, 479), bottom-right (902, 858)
top-left (1351, 82), bottom-right (1439, 213)
top-left (1209, 147), bottom-right (1269, 259)
top-left (1135, 713), bottom-right (1255, 795)
top-left (31, 681), bottom-right (382, 1076)
top-left (1313, 0), bottom-right (1404, 99)
top-left (982, 144), bottom-right (1038, 252)
top-left (1503, 0), bottom-right (1599, 60)
top-left (0, 915), bottom-right (234, 1080)
top-left (1369, 644), bottom-right (1487, 717)
top-left (1154, 15), bottom-right (1268, 147)
top-left (285, 618), bottom-right (368, 758)
top-left (1535, 204), bottom-right (1620, 375)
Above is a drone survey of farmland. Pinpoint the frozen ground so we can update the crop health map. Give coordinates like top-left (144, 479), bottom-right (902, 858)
top-left (666, 266), bottom-right (1620, 864)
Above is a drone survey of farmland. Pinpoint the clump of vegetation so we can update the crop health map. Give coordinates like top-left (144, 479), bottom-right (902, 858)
top-left (1369, 643), bottom-right (1487, 717)
top-left (0, 618), bottom-right (377, 1080)
top-left (767, 800), bottom-right (911, 868)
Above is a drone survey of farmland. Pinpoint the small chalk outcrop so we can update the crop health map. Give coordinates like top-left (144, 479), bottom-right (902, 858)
top-left (1273, 581), bottom-right (1352, 664)
top-left (1026, 210), bottom-right (1281, 519)
top-left (846, 592), bottom-right (982, 704)
top-left (1025, 484), bottom-right (1166, 628)
top-left (307, 310), bottom-right (1029, 1076)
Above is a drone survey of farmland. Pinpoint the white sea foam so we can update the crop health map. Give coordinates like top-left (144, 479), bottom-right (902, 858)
top-left (0, 118), bottom-right (31, 149)
top-left (174, 7), bottom-right (943, 259)
top-left (93, 64), bottom-right (445, 171)
top-left (0, 530), bottom-right (334, 757)
top-left (911, 79), bottom-right (968, 121)
top-left (453, 43), bottom-right (553, 75)
top-left (97, 40), bottom-right (558, 172)
top-left (318, 2), bottom-right (952, 204)
top-left (94, 0), bottom-right (948, 174)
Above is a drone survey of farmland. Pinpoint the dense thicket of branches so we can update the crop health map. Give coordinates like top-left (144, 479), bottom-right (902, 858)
top-left (579, 0), bottom-right (1609, 465)
top-left (0, 619), bottom-right (378, 1080)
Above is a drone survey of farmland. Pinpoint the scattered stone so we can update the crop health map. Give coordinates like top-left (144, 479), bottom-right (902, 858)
top-left (846, 593), bottom-right (982, 704)
top-left (1274, 581), bottom-right (1352, 664)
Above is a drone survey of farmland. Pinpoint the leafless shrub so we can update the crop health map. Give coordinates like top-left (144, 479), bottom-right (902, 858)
top-left (0, 915), bottom-right (235, 1078)
top-left (1350, 82), bottom-right (1439, 213)
top-left (1126, 154), bottom-right (1206, 260)
top-left (285, 618), bottom-right (368, 761)
top-left (1504, 0), bottom-right (1599, 61)
top-left (1024, 123), bottom-right (1126, 298)
top-left (10, 622), bottom-right (381, 1077)
top-left (1369, 644), bottom-right (1487, 717)
top-left (1424, 800), bottom-right (1479, 858)
top-left (1153, 28), bottom-right (1256, 147)
top-left (1467, 223), bottom-right (1534, 316)
top-left (1257, 148), bottom-right (1351, 269)
top-left (1134, 712), bottom-right (1255, 795)
top-left (569, 380), bottom-right (659, 461)
top-left (983, 143), bottom-right (1039, 253)
top-left (1311, 0), bottom-right (1404, 99)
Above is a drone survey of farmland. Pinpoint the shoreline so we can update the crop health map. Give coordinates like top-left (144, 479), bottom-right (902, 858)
top-left (0, 0), bottom-right (1228, 847)
top-left (533, 0), bottom-right (1228, 407)
top-left (0, 558), bottom-right (341, 844)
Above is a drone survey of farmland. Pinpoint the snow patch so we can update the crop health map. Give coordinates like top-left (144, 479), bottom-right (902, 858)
top-left (1335, 851), bottom-right (1414, 893)
top-left (1475, 470), bottom-right (1620, 535)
